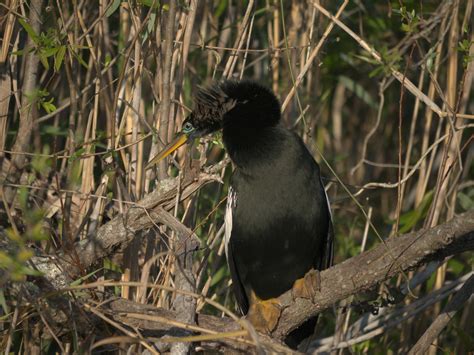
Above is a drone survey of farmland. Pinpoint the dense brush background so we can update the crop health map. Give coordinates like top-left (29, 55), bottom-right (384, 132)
top-left (0, 0), bottom-right (473, 353)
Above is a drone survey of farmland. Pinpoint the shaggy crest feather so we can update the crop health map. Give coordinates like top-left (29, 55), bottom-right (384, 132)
top-left (192, 83), bottom-right (237, 129)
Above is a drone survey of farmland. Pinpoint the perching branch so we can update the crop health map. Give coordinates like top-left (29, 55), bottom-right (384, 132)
top-left (15, 185), bottom-right (474, 350)
top-left (270, 210), bottom-right (474, 339)
top-left (77, 210), bottom-right (474, 349)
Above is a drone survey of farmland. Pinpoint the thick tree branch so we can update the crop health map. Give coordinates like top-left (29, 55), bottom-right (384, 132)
top-left (13, 192), bottom-right (474, 350)
top-left (85, 211), bottom-right (474, 346)
top-left (271, 210), bottom-right (474, 338)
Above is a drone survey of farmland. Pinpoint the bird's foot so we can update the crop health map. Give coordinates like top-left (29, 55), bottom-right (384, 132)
top-left (292, 269), bottom-right (321, 302)
top-left (246, 298), bottom-right (282, 334)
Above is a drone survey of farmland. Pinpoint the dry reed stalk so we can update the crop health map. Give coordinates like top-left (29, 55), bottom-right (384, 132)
top-left (4, 0), bottom-right (42, 204)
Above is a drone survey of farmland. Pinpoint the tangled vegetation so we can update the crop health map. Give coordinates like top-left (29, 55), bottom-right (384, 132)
top-left (0, 0), bottom-right (473, 353)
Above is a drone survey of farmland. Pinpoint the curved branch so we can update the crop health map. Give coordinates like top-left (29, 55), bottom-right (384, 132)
top-left (96, 211), bottom-right (474, 346)
top-left (271, 210), bottom-right (474, 338)
top-left (20, 203), bottom-right (474, 349)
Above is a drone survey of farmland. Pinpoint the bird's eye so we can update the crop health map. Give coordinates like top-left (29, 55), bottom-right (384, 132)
top-left (182, 122), bottom-right (195, 133)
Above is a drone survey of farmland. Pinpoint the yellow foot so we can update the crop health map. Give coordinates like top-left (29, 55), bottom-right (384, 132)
top-left (247, 298), bottom-right (282, 334)
top-left (292, 269), bottom-right (321, 301)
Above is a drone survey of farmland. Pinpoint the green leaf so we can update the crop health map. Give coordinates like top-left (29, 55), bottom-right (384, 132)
top-left (0, 289), bottom-right (9, 315)
top-left (214, 0), bottom-right (228, 18)
top-left (41, 46), bottom-right (59, 58)
top-left (0, 251), bottom-right (14, 269)
top-left (54, 45), bottom-right (66, 71)
top-left (73, 51), bottom-right (89, 68)
top-left (43, 125), bottom-right (67, 136)
top-left (39, 54), bottom-right (49, 70)
top-left (11, 49), bottom-right (26, 56)
top-left (369, 65), bottom-right (384, 78)
top-left (339, 75), bottom-right (377, 109)
top-left (19, 265), bottom-right (43, 277)
top-left (458, 191), bottom-right (474, 211)
top-left (42, 100), bottom-right (57, 114)
top-left (18, 18), bottom-right (40, 44)
top-left (68, 147), bottom-right (85, 162)
top-left (210, 265), bottom-right (227, 287)
top-left (69, 268), bottom-right (103, 286)
top-left (106, 0), bottom-right (122, 17)
top-left (401, 23), bottom-right (411, 33)
top-left (447, 259), bottom-right (464, 275)
top-left (104, 257), bottom-right (122, 272)
top-left (398, 191), bottom-right (433, 233)
top-left (139, 0), bottom-right (160, 9)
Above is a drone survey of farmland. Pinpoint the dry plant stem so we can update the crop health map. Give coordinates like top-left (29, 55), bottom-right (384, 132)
top-left (239, 14), bottom-right (255, 79)
top-left (271, 0), bottom-right (280, 93)
top-left (222, 0), bottom-right (254, 78)
top-left (311, 1), bottom-right (445, 118)
top-left (0, 0), bottom-right (18, 64)
top-left (425, 7), bottom-right (462, 352)
top-left (334, 206), bottom-right (373, 348)
top-left (155, 0), bottom-right (177, 180)
top-left (427, 0), bottom-right (461, 228)
top-left (3, 0), bottom-right (43, 204)
top-left (83, 302), bottom-right (159, 354)
top-left (400, 67), bottom-right (425, 212)
top-left (4, 301), bottom-right (20, 355)
top-left (414, 17), bottom-right (446, 206)
top-left (281, 0), bottom-right (348, 112)
top-left (177, 0), bottom-right (197, 87)
top-left (350, 80), bottom-right (387, 176)
top-left (31, 172), bottom-right (218, 289)
top-left (408, 275), bottom-right (474, 355)
top-left (102, 299), bottom-right (293, 353)
top-left (0, 0), bottom-right (18, 157)
top-left (352, 123), bottom-right (474, 195)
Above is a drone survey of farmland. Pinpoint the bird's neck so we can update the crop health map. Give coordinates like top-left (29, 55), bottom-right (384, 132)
top-left (223, 125), bottom-right (284, 171)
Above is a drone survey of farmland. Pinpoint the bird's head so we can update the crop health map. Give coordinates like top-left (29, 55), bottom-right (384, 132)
top-left (146, 80), bottom-right (281, 168)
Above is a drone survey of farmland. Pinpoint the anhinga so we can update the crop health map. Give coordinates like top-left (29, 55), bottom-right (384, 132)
top-left (147, 80), bottom-right (334, 345)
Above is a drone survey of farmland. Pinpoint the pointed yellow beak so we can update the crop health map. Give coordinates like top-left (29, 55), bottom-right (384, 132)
top-left (145, 133), bottom-right (189, 170)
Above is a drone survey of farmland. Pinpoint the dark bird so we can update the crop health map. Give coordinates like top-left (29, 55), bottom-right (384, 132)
top-left (147, 80), bottom-right (334, 346)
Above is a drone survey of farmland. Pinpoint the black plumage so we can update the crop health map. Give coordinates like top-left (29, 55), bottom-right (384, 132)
top-left (147, 79), bottom-right (334, 345)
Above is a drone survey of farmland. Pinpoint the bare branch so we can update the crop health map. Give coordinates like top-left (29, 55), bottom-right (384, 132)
top-left (271, 210), bottom-right (474, 338)
top-left (52, 210), bottom-right (474, 349)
